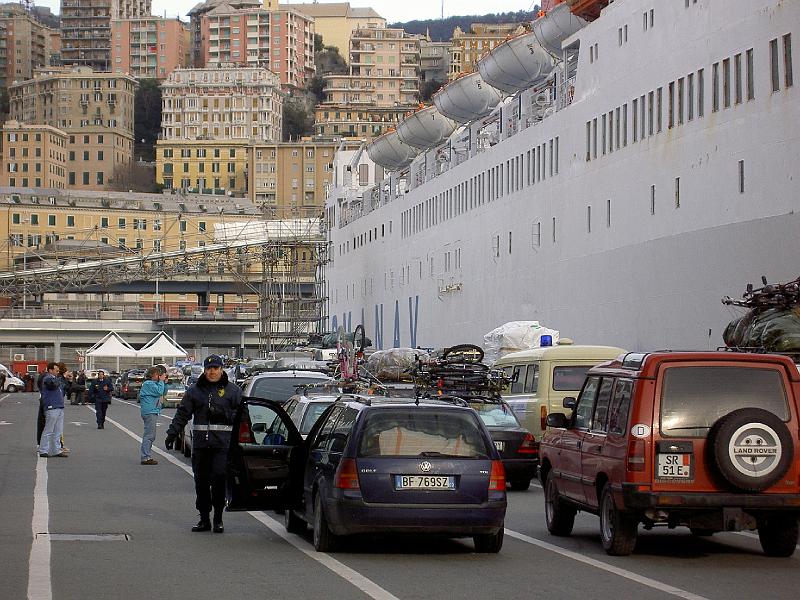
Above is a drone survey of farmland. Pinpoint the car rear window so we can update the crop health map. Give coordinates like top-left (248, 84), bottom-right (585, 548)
top-left (300, 401), bottom-right (334, 434)
top-left (250, 376), bottom-right (328, 403)
top-left (358, 409), bottom-right (490, 458)
top-left (660, 366), bottom-right (789, 437)
top-left (467, 401), bottom-right (521, 427)
top-left (552, 366), bottom-right (592, 391)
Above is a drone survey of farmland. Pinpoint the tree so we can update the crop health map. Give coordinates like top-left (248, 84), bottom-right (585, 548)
top-left (134, 79), bottom-right (162, 158)
top-left (0, 87), bottom-right (9, 119)
top-left (110, 161), bottom-right (157, 193)
top-left (282, 100), bottom-right (315, 140)
top-left (420, 79), bottom-right (445, 102)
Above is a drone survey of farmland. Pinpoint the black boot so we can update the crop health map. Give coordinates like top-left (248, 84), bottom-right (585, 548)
top-left (191, 515), bottom-right (211, 532)
top-left (213, 511), bottom-right (224, 533)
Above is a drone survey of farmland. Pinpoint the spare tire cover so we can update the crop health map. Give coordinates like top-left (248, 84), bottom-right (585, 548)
top-left (709, 408), bottom-right (793, 492)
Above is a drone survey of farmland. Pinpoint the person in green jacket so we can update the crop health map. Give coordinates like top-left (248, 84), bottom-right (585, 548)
top-left (139, 366), bottom-right (167, 465)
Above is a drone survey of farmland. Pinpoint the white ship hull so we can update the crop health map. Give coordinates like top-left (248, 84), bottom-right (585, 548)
top-left (325, 0), bottom-right (800, 352)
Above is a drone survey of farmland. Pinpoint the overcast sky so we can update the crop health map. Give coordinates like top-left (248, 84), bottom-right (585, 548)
top-left (37, 0), bottom-right (537, 25)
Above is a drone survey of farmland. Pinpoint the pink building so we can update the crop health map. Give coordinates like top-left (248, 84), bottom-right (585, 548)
top-left (112, 18), bottom-right (189, 81)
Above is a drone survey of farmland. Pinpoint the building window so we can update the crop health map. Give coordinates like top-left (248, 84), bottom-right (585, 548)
top-left (101, 217), bottom-right (109, 228)
top-left (31, 214), bottom-right (39, 225)
top-left (12, 213), bottom-right (21, 225)
top-left (784, 33), bottom-right (794, 88)
top-left (650, 185), bottom-right (656, 215)
top-left (746, 49), bottom-right (755, 100)
top-left (67, 215), bottom-right (75, 227)
top-left (674, 177), bottom-right (681, 208)
top-left (712, 62), bottom-right (720, 111)
top-left (118, 218), bottom-right (126, 229)
top-left (739, 159), bottom-right (745, 193)
top-left (48, 215), bottom-right (56, 226)
top-left (770, 38), bottom-right (780, 92)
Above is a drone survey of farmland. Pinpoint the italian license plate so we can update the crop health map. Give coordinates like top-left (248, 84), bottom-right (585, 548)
top-left (657, 453), bottom-right (692, 479)
top-left (395, 475), bottom-right (455, 490)
top-left (494, 441), bottom-right (505, 452)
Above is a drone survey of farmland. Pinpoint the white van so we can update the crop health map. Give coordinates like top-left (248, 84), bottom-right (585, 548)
top-left (495, 344), bottom-right (625, 440)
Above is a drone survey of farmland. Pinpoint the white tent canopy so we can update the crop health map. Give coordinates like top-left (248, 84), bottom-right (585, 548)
top-left (136, 332), bottom-right (188, 358)
top-left (86, 331), bottom-right (138, 357)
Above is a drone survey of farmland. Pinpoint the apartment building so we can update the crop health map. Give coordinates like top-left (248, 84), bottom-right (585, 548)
top-left (8, 66), bottom-right (137, 191)
top-left (155, 139), bottom-right (250, 195)
top-left (419, 38), bottom-right (451, 83)
top-left (448, 23), bottom-right (528, 81)
top-left (60, 0), bottom-right (151, 72)
top-left (313, 104), bottom-right (408, 138)
top-left (0, 3), bottom-right (58, 89)
top-left (284, 1), bottom-right (385, 63)
top-left (196, 5), bottom-right (315, 91)
top-left (0, 121), bottom-right (68, 189)
top-left (112, 17), bottom-right (189, 80)
top-left (187, 0), bottom-right (261, 68)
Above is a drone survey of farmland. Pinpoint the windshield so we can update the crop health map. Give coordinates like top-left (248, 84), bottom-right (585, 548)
top-left (552, 366), bottom-right (592, 391)
top-left (358, 409), bottom-right (490, 458)
top-left (660, 366), bottom-right (789, 437)
top-left (249, 376), bottom-right (331, 403)
top-left (467, 401), bottom-right (520, 427)
top-left (300, 401), bottom-right (334, 434)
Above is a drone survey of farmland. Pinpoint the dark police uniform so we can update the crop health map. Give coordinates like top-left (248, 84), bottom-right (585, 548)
top-left (165, 362), bottom-right (242, 531)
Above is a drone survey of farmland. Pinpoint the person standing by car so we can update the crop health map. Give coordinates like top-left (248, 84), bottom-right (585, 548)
top-left (164, 355), bottom-right (242, 533)
top-left (37, 362), bottom-right (68, 458)
top-left (0, 369), bottom-right (6, 393)
top-left (139, 367), bottom-right (167, 465)
top-left (89, 369), bottom-right (114, 429)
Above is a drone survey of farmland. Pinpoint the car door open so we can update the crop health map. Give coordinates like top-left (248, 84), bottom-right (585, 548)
top-left (226, 398), bottom-right (304, 512)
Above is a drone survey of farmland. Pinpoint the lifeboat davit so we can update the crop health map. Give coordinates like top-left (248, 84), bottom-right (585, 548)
top-left (396, 106), bottom-right (457, 150)
top-left (532, 2), bottom-right (588, 56)
top-left (366, 130), bottom-right (419, 171)
top-left (432, 72), bottom-right (505, 124)
top-left (477, 30), bottom-right (553, 94)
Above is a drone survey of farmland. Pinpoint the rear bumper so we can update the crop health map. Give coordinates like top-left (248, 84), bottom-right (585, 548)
top-left (326, 492), bottom-right (507, 537)
top-left (621, 485), bottom-right (800, 510)
top-left (502, 458), bottom-right (538, 481)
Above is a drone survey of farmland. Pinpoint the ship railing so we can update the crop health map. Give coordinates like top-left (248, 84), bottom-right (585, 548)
top-left (558, 75), bottom-right (577, 110)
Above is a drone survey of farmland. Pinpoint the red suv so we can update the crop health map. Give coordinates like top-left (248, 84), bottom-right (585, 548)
top-left (539, 351), bottom-right (800, 556)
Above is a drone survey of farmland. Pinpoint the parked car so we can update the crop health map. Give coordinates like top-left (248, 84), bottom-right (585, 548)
top-left (282, 392), bottom-right (339, 439)
top-left (242, 370), bottom-right (333, 405)
top-left (539, 351), bottom-right (800, 557)
top-left (3, 374), bottom-right (24, 393)
top-left (119, 369), bottom-right (147, 400)
top-left (162, 381), bottom-right (186, 409)
top-left (465, 398), bottom-right (539, 490)
top-left (224, 395), bottom-right (507, 553)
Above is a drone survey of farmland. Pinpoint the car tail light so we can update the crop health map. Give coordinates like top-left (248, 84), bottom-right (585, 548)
top-left (518, 433), bottom-right (538, 455)
top-left (627, 438), bottom-right (646, 472)
top-left (122, 385), bottom-right (128, 393)
top-left (488, 460), bottom-right (506, 491)
top-left (334, 458), bottom-right (360, 490)
top-left (540, 405), bottom-right (548, 432)
top-left (238, 420), bottom-right (254, 444)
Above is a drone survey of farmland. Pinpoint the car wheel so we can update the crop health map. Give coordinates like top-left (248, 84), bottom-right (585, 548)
top-left (599, 483), bottom-right (638, 556)
top-left (284, 508), bottom-right (306, 535)
top-left (312, 492), bottom-right (338, 552)
top-left (474, 526), bottom-right (504, 553)
top-left (509, 478), bottom-right (531, 491)
top-left (709, 408), bottom-right (793, 492)
top-left (544, 474), bottom-right (575, 536)
top-left (6, 384), bottom-right (17, 393)
top-left (757, 515), bottom-right (799, 557)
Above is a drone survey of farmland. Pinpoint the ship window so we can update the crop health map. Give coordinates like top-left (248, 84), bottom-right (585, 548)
top-left (712, 62), bottom-right (720, 111)
top-left (687, 74), bottom-right (695, 121)
top-left (650, 185), bottom-right (656, 215)
top-left (593, 118), bottom-right (598, 158)
top-left (607, 111), bottom-right (614, 153)
top-left (601, 114), bottom-right (607, 155)
top-left (541, 143), bottom-right (547, 179)
top-left (746, 49), bottom-right (755, 100)
top-left (784, 34), bottom-right (793, 88)
top-left (619, 28), bottom-right (623, 46)
top-left (532, 221), bottom-right (541, 247)
top-left (739, 160), bottom-right (745, 193)
top-left (615, 108), bottom-right (621, 148)
top-left (549, 140), bottom-right (554, 176)
top-left (668, 82), bottom-right (674, 128)
top-left (640, 95), bottom-right (646, 137)
top-left (585, 122), bottom-right (591, 161)
top-left (632, 98), bottom-right (638, 141)
top-left (526, 150), bottom-right (532, 184)
top-left (642, 14), bottom-right (647, 32)
top-left (587, 206), bottom-right (592, 233)
top-left (722, 58), bottom-right (731, 108)
top-left (650, 9), bottom-right (654, 28)
top-left (678, 78), bottom-right (685, 124)
top-left (508, 231), bottom-right (512, 254)
top-left (675, 177), bottom-right (681, 208)
top-left (623, 26), bottom-right (628, 44)
top-left (552, 217), bottom-right (557, 244)
top-left (697, 69), bottom-right (705, 116)
top-left (770, 38), bottom-right (780, 92)
top-left (555, 137), bottom-right (559, 174)
top-left (647, 92), bottom-right (654, 135)
top-left (606, 199), bottom-right (611, 227)
top-left (734, 53), bottom-right (743, 104)
top-left (622, 104), bottom-right (628, 147)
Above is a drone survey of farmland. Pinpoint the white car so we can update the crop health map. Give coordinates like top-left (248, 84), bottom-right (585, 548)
top-left (242, 370), bottom-right (333, 404)
top-left (282, 393), bottom-right (339, 439)
top-left (162, 382), bottom-right (186, 408)
top-left (4, 375), bottom-right (24, 393)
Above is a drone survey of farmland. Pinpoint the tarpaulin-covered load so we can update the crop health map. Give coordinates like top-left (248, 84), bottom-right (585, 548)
top-left (723, 307), bottom-right (800, 353)
top-left (366, 348), bottom-right (429, 382)
top-left (318, 331), bottom-right (373, 350)
top-left (483, 321), bottom-right (560, 365)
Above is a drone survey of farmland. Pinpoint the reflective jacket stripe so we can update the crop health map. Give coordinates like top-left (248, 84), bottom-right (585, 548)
top-left (192, 424), bottom-right (233, 432)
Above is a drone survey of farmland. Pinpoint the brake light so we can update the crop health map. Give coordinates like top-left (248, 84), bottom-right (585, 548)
top-left (488, 460), bottom-right (506, 491)
top-left (334, 458), bottom-right (360, 490)
top-left (238, 420), bottom-right (254, 444)
top-left (540, 405), bottom-right (548, 431)
top-left (518, 433), bottom-right (539, 455)
top-left (627, 438), bottom-right (646, 472)
top-left (122, 385), bottom-right (128, 392)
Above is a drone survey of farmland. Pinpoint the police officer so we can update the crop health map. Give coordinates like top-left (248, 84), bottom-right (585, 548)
top-left (165, 355), bottom-right (242, 533)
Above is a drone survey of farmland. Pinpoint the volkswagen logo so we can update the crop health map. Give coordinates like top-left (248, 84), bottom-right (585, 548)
top-left (419, 461), bottom-right (432, 472)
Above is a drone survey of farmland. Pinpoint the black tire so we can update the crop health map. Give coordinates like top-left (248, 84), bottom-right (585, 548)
top-left (599, 483), bottom-right (638, 556)
top-left (353, 324), bottom-right (366, 353)
top-left (509, 479), bottom-right (532, 491)
top-left (709, 408), bottom-right (793, 492)
top-left (474, 526), bottom-right (504, 553)
top-left (544, 474), bottom-right (576, 536)
top-left (6, 384), bottom-right (17, 393)
top-left (284, 508), bottom-right (306, 535)
top-left (757, 515), bottom-right (799, 557)
top-left (442, 343), bottom-right (484, 363)
top-left (689, 528), bottom-right (716, 537)
top-left (313, 493), bottom-right (339, 552)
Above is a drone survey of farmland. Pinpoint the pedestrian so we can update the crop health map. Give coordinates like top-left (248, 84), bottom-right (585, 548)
top-left (89, 369), bottom-right (113, 429)
top-left (55, 364), bottom-right (71, 455)
top-left (0, 369), bottom-right (6, 393)
top-left (139, 366), bottom-right (167, 465)
top-left (36, 369), bottom-right (46, 445)
top-left (165, 355), bottom-right (242, 533)
top-left (37, 362), bottom-right (68, 458)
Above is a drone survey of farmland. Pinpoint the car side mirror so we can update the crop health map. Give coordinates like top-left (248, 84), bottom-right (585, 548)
top-left (546, 412), bottom-right (569, 429)
top-left (562, 397), bottom-right (577, 410)
top-left (251, 422), bottom-right (266, 433)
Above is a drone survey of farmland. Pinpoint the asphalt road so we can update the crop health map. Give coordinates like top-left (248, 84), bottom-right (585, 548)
top-left (2, 391), bottom-right (799, 600)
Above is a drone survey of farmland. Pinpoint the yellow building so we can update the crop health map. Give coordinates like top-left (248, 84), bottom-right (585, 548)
top-left (284, 2), bottom-right (385, 61)
top-left (448, 23), bottom-right (528, 81)
top-left (0, 121), bottom-right (68, 189)
top-left (155, 139), bottom-right (250, 194)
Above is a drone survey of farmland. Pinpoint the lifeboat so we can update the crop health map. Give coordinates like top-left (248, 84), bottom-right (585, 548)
top-left (396, 106), bottom-right (457, 150)
top-left (432, 72), bottom-right (506, 124)
top-left (366, 130), bottom-right (419, 171)
top-left (477, 30), bottom-right (553, 94)
top-left (532, 2), bottom-right (588, 56)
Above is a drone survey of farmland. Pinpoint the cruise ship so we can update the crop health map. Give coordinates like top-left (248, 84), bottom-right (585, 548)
top-left (323, 0), bottom-right (799, 352)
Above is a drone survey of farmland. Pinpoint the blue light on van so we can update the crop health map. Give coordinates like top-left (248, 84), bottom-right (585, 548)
top-left (540, 335), bottom-right (553, 347)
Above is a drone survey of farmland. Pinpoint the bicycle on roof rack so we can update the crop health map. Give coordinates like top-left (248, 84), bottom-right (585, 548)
top-left (334, 324), bottom-right (367, 389)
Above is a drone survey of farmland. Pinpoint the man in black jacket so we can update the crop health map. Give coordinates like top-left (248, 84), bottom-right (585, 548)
top-left (165, 355), bottom-right (242, 533)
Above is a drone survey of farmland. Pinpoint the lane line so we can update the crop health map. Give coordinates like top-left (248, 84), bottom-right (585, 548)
top-left (28, 457), bottom-right (52, 600)
top-left (504, 529), bottom-right (709, 600)
top-left (0, 393), bottom-right (10, 403)
top-left (93, 407), bottom-right (398, 600)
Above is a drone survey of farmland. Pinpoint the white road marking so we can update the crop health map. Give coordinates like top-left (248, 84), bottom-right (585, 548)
top-left (0, 393), bottom-right (9, 403)
top-left (504, 529), bottom-right (709, 600)
top-left (94, 405), bottom-right (400, 600)
top-left (0, 420), bottom-right (13, 425)
top-left (28, 456), bottom-right (52, 600)
top-left (68, 422), bottom-right (88, 427)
